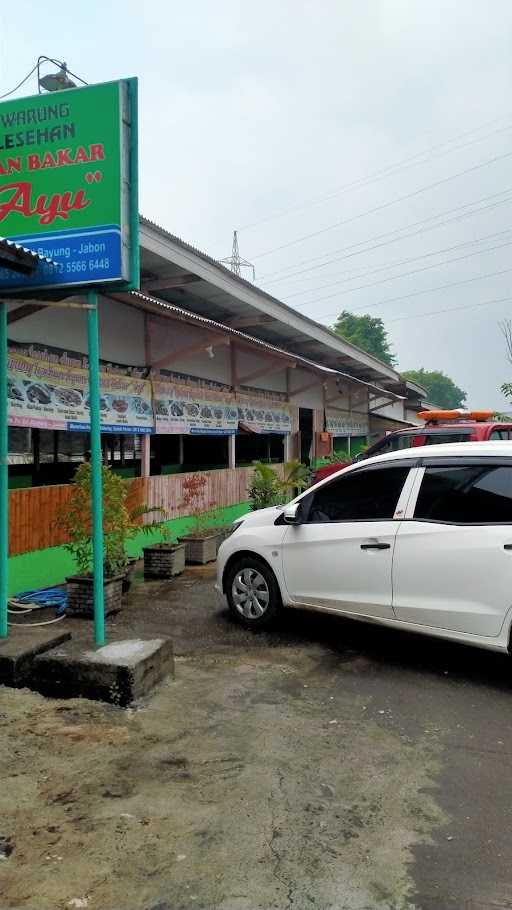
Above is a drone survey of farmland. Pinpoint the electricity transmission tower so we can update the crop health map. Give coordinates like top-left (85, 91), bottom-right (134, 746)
top-left (220, 231), bottom-right (255, 281)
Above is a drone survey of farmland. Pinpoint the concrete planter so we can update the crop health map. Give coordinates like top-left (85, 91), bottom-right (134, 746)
top-left (66, 574), bottom-right (124, 618)
top-left (216, 526), bottom-right (232, 552)
top-left (122, 558), bottom-right (138, 594)
top-left (178, 532), bottom-right (220, 565)
top-left (143, 542), bottom-right (186, 579)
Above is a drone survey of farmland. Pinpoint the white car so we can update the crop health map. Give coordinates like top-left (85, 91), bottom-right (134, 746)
top-left (217, 441), bottom-right (512, 654)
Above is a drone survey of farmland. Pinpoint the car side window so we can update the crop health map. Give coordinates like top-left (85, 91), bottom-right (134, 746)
top-left (307, 466), bottom-right (411, 523)
top-left (369, 435), bottom-right (415, 456)
top-left (422, 431), bottom-right (471, 445)
top-left (490, 429), bottom-right (512, 440)
top-left (414, 464), bottom-right (512, 523)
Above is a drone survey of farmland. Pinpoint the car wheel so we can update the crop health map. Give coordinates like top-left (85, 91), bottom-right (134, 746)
top-left (225, 556), bottom-right (281, 628)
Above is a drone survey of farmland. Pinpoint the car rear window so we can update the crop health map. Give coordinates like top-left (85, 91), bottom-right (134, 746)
top-left (422, 431), bottom-right (472, 445)
top-left (415, 464), bottom-right (512, 523)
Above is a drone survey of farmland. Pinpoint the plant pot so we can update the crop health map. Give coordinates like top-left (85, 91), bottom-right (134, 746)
top-left (65, 573), bottom-right (124, 618)
top-left (177, 531), bottom-right (221, 565)
top-left (143, 542), bottom-right (186, 579)
top-left (215, 526), bottom-right (232, 552)
top-left (122, 558), bottom-right (138, 594)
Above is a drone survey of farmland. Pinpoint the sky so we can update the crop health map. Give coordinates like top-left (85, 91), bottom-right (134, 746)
top-left (1, 0), bottom-right (511, 407)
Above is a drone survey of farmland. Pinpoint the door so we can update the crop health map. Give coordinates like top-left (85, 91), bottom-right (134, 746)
top-left (281, 463), bottom-right (414, 618)
top-left (299, 408), bottom-right (314, 466)
top-left (393, 460), bottom-right (512, 636)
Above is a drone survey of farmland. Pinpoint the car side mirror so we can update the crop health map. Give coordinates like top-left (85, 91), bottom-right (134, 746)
top-left (283, 502), bottom-right (302, 524)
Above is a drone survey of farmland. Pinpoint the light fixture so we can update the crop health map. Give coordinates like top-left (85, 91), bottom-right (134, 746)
top-left (206, 345), bottom-right (215, 359)
top-left (38, 61), bottom-right (76, 92)
top-left (36, 57), bottom-right (87, 94)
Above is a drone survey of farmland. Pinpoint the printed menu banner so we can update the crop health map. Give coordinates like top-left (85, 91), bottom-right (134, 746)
top-left (237, 399), bottom-right (292, 434)
top-left (153, 381), bottom-right (238, 435)
top-left (7, 351), bottom-right (154, 434)
top-left (325, 409), bottom-right (368, 437)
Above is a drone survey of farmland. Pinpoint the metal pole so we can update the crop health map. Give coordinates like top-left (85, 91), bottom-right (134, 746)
top-left (87, 291), bottom-right (105, 647)
top-left (0, 302), bottom-right (8, 638)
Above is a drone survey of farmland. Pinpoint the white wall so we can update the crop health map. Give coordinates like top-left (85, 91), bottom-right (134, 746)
top-left (8, 296), bottom-right (146, 366)
top-left (371, 398), bottom-right (407, 422)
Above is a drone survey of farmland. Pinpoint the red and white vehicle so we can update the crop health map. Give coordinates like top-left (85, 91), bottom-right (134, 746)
top-left (313, 410), bottom-right (512, 484)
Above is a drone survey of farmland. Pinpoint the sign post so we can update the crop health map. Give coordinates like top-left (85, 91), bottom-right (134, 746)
top-left (0, 78), bottom-right (139, 645)
top-left (0, 301), bottom-right (8, 638)
top-left (86, 291), bottom-right (105, 646)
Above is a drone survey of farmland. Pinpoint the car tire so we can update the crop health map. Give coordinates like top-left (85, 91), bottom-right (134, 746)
top-left (225, 556), bottom-right (282, 628)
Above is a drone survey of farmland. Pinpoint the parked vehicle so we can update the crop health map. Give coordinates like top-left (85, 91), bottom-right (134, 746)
top-left (217, 441), bottom-right (512, 655)
top-left (312, 410), bottom-right (512, 485)
top-left (361, 410), bottom-right (512, 459)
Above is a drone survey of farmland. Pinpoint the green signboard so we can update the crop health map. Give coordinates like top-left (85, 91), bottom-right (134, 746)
top-left (0, 78), bottom-right (138, 292)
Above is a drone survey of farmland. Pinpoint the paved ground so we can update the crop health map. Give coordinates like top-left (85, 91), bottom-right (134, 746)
top-left (2, 564), bottom-right (512, 910)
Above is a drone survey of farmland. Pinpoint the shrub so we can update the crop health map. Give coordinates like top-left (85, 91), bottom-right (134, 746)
top-left (179, 472), bottom-right (217, 534)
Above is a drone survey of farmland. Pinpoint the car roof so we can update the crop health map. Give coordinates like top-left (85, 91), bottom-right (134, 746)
top-left (393, 421), bottom-right (505, 433)
top-left (357, 440), bottom-right (512, 469)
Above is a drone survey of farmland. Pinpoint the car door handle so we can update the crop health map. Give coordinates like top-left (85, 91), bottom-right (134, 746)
top-left (504, 544), bottom-right (512, 551)
top-left (360, 542), bottom-right (391, 551)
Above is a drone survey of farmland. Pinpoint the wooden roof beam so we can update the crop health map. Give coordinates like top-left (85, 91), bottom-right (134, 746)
top-left (238, 360), bottom-right (296, 386)
top-left (150, 334), bottom-right (230, 370)
top-left (142, 273), bottom-right (200, 292)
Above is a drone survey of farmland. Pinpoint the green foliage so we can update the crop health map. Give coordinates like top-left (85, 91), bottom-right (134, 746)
top-left (58, 465), bottom-right (166, 577)
top-left (280, 460), bottom-right (312, 496)
top-left (500, 383), bottom-right (512, 401)
top-left (127, 503), bottom-right (168, 542)
top-left (316, 450), bottom-right (350, 466)
top-left (248, 461), bottom-right (281, 510)
top-left (248, 460), bottom-right (311, 511)
top-left (402, 368), bottom-right (467, 409)
top-left (332, 311), bottom-right (396, 366)
top-left (59, 464), bottom-right (129, 577)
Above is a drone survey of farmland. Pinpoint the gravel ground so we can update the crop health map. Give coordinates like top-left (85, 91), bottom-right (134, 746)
top-left (1, 563), bottom-right (512, 910)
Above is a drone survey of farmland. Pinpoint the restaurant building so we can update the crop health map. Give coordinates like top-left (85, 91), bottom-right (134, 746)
top-left (5, 218), bottom-right (422, 592)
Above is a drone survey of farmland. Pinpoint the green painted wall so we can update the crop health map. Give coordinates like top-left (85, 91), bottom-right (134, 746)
top-left (7, 502), bottom-right (251, 596)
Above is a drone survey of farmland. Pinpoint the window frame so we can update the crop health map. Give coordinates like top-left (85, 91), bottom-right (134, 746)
top-left (301, 460), bottom-right (418, 525)
top-left (405, 456), bottom-right (512, 526)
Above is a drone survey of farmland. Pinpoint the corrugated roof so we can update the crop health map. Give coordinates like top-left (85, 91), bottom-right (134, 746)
top-left (0, 237), bottom-right (57, 276)
top-left (139, 215), bottom-right (401, 385)
top-left (120, 289), bottom-right (403, 401)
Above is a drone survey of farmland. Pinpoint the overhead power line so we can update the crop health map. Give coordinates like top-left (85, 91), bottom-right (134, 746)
top-left (283, 227), bottom-right (512, 300)
top-left (250, 149), bottom-right (512, 260)
top-left (386, 294), bottom-right (512, 325)
top-left (288, 237), bottom-right (512, 311)
top-left (0, 61), bottom-right (39, 99)
top-left (239, 116), bottom-right (512, 233)
top-left (259, 188), bottom-right (512, 284)
top-left (312, 265), bottom-right (512, 325)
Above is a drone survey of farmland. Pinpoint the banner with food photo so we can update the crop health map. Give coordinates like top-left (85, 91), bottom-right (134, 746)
top-left (236, 397), bottom-right (292, 434)
top-left (325, 409), bottom-right (369, 437)
top-left (7, 351), bottom-right (154, 434)
top-left (152, 380), bottom-right (238, 435)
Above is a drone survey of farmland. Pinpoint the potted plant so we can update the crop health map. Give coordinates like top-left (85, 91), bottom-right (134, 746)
top-left (177, 473), bottom-right (221, 564)
top-left (59, 463), bottom-right (132, 618)
top-left (142, 519), bottom-right (186, 580)
top-left (247, 460), bottom-right (311, 511)
top-left (248, 461), bottom-right (281, 510)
